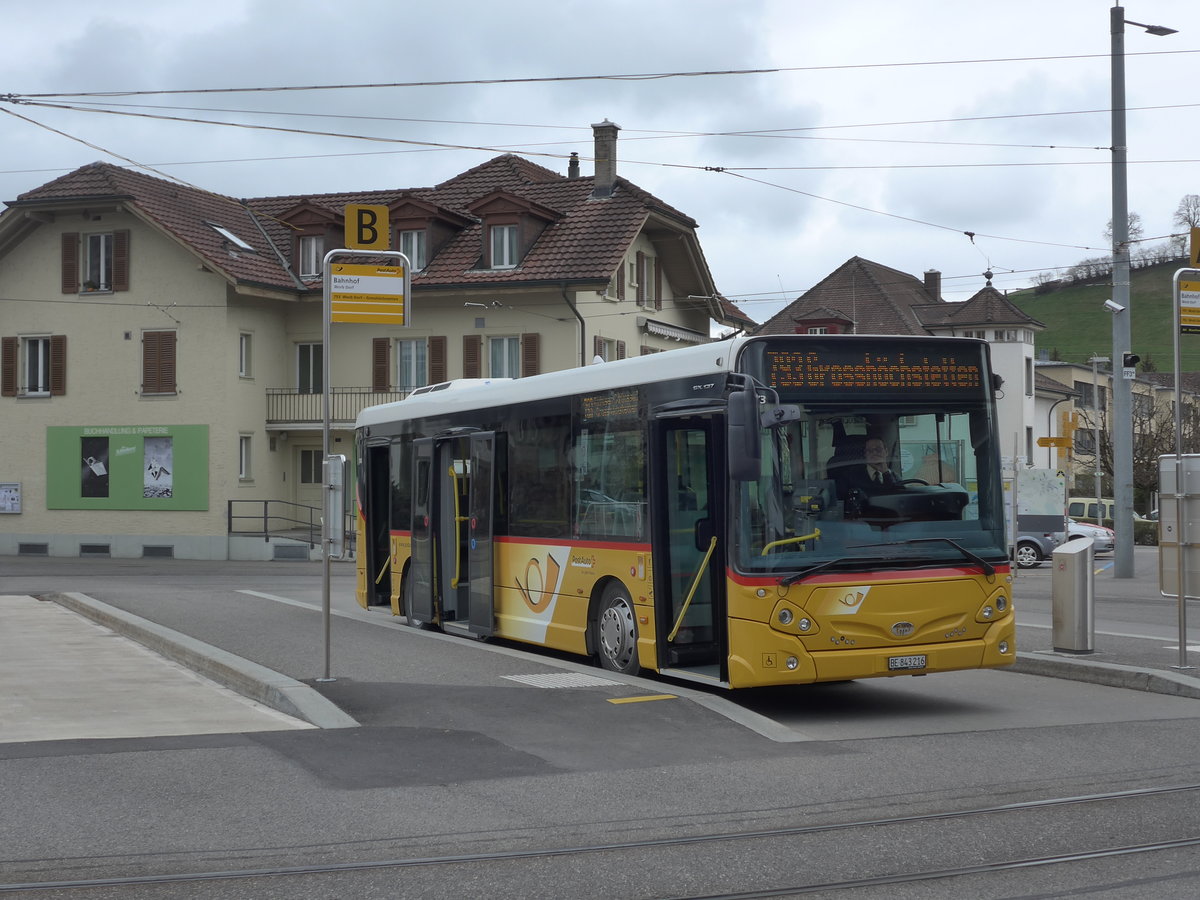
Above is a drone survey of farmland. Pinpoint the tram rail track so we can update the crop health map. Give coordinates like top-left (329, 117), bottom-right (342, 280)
top-left (4, 782), bottom-right (1200, 895)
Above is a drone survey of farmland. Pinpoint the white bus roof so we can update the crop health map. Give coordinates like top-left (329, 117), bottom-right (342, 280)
top-left (356, 335), bottom-right (750, 429)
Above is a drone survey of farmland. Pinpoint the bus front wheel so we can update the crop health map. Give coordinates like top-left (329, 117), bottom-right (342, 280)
top-left (595, 583), bottom-right (640, 675)
top-left (401, 568), bottom-right (426, 629)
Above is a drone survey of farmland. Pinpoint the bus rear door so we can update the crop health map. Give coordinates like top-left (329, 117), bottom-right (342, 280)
top-left (408, 431), bottom-right (497, 636)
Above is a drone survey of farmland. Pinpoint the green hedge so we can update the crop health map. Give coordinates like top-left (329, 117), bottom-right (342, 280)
top-left (1078, 517), bottom-right (1159, 546)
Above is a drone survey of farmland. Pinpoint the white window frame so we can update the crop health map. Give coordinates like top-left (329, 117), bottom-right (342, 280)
top-left (300, 448), bottom-right (322, 484)
top-left (399, 230), bottom-right (427, 271)
top-left (297, 342), bottom-right (322, 394)
top-left (239, 332), bottom-right (252, 378)
top-left (596, 336), bottom-right (619, 362)
top-left (85, 233), bottom-right (113, 291)
top-left (489, 335), bottom-right (520, 377)
top-left (396, 338), bottom-right (427, 392)
top-left (239, 434), bottom-right (253, 481)
top-left (298, 235), bottom-right (324, 277)
top-left (490, 225), bottom-right (517, 269)
top-left (806, 326), bottom-right (829, 335)
top-left (22, 336), bottom-right (51, 396)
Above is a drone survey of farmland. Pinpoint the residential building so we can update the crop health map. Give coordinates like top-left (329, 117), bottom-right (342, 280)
top-left (0, 122), bottom-right (752, 559)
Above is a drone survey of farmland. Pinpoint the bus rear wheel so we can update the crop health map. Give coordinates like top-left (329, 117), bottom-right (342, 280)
top-left (595, 583), bottom-right (640, 675)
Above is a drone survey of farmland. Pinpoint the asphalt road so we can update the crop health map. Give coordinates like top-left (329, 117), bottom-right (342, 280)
top-left (2, 552), bottom-right (1200, 898)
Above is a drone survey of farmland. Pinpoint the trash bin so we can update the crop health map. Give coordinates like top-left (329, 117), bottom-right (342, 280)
top-left (1051, 537), bottom-right (1094, 653)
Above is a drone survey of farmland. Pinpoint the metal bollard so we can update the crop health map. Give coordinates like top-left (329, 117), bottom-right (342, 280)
top-left (1051, 537), bottom-right (1095, 653)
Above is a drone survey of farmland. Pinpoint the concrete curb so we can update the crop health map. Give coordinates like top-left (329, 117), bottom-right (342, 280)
top-left (1011, 651), bottom-right (1200, 700)
top-left (45, 592), bottom-right (359, 730)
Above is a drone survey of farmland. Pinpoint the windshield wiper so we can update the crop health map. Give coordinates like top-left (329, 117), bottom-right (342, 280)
top-left (847, 537), bottom-right (996, 577)
top-left (780, 557), bottom-right (856, 586)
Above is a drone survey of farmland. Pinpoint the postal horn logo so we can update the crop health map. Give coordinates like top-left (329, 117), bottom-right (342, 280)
top-left (891, 621), bottom-right (915, 637)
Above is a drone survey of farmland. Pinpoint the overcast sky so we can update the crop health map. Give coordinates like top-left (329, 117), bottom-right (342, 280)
top-left (3, 0), bottom-right (1198, 324)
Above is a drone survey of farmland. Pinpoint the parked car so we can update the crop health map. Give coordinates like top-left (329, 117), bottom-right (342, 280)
top-left (1057, 518), bottom-right (1115, 555)
top-left (1014, 530), bottom-right (1064, 569)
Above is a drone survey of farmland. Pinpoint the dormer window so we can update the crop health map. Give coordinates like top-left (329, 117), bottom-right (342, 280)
top-left (298, 235), bottom-right (324, 277)
top-left (399, 229), bottom-right (427, 271)
top-left (490, 224), bottom-right (518, 269)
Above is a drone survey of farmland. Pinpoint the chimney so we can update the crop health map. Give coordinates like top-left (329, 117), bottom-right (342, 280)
top-left (924, 269), bottom-right (942, 300)
top-left (567, 152), bottom-right (580, 180)
top-left (591, 119), bottom-right (620, 199)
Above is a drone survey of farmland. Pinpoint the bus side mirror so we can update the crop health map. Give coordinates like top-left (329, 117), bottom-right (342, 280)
top-left (727, 389), bottom-right (761, 481)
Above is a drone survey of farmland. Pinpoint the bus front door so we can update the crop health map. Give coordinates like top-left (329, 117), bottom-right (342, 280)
top-left (653, 416), bottom-right (726, 682)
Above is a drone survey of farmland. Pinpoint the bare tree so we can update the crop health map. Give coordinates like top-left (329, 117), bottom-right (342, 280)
top-left (1104, 211), bottom-right (1144, 246)
top-left (1174, 194), bottom-right (1200, 230)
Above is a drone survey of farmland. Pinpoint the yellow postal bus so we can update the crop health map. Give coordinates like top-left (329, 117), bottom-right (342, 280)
top-left (355, 334), bottom-right (1014, 688)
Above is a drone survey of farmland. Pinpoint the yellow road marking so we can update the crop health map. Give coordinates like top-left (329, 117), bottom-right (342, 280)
top-left (608, 694), bottom-right (678, 704)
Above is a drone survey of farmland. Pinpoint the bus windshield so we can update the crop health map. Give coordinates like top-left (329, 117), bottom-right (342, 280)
top-left (732, 338), bottom-right (1007, 578)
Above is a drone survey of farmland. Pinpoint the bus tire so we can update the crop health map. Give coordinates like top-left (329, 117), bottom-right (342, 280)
top-left (595, 582), bottom-right (640, 675)
top-left (401, 568), bottom-right (425, 629)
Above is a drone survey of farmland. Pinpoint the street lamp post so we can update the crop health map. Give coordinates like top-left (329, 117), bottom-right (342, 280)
top-left (1110, 6), bottom-right (1177, 578)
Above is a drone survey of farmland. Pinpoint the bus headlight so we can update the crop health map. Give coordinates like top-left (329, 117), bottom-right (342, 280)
top-left (785, 656), bottom-right (799, 670)
top-left (999, 640), bottom-right (1010, 654)
top-left (778, 609), bottom-right (794, 626)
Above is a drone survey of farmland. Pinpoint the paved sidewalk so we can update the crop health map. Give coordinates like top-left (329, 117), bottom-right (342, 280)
top-left (0, 594), bottom-right (320, 744)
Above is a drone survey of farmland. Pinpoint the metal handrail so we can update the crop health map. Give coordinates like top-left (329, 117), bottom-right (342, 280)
top-left (227, 498), bottom-right (356, 551)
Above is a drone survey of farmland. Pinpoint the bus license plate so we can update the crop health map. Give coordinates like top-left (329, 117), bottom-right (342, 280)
top-left (888, 654), bottom-right (926, 671)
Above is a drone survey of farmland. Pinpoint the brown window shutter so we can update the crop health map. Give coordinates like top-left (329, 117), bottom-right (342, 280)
top-left (616, 265), bottom-right (625, 301)
top-left (372, 337), bottom-right (390, 391)
top-left (50, 335), bottom-right (67, 396)
top-left (112, 230), bottom-right (130, 291)
top-left (654, 262), bottom-right (663, 312)
top-left (428, 336), bottom-right (447, 383)
top-left (593, 335), bottom-right (604, 359)
top-left (1, 337), bottom-right (16, 397)
top-left (61, 233), bottom-right (80, 294)
top-left (521, 332), bottom-right (540, 377)
top-left (635, 251), bottom-right (645, 305)
top-left (463, 334), bottom-right (482, 378)
top-left (616, 340), bottom-right (626, 360)
top-left (143, 331), bottom-right (177, 394)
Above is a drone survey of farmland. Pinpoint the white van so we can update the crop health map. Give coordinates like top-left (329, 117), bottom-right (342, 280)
top-left (1067, 497), bottom-right (1114, 521)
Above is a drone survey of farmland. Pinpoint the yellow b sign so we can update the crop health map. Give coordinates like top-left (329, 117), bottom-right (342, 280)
top-left (344, 204), bottom-right (389, 250)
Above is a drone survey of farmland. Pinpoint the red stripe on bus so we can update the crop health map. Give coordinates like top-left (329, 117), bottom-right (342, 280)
top-left (496, 535), bottom-right (652, 553)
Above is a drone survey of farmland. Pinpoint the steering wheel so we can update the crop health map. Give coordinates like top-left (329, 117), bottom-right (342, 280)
top-left (897, 478), bottom-right (929, 486)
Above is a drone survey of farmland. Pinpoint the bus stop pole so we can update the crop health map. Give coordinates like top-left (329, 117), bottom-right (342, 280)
top-left (318, 249), bottom-right (337, 683)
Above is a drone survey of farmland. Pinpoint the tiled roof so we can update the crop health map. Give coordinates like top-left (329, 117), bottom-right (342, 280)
top-left (755, 258), bottom-right (1043, 337)
top-left (754, 257), bottom-right (936, 336)
top-left (14, 162), bottom-right (289, 289)
top-left (6, 155), bottom-right (723, 307)
top-left (915, 284), bottom-right (1045, 329)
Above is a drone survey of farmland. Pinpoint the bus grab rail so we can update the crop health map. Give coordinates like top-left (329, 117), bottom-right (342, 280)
top-left (448, 465), bottom-right (468, 588)
top-left (668, 535), bottom-right (718, 643)
top-left (761, 528), bottom-right (822, 555)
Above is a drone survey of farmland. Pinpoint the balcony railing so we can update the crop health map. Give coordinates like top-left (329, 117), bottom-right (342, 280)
top-left (266, 387), bottom-right (409, 425)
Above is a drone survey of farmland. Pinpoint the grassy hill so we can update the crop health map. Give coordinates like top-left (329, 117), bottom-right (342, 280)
top-left (1010, 261), bottom-right (1200, 372)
